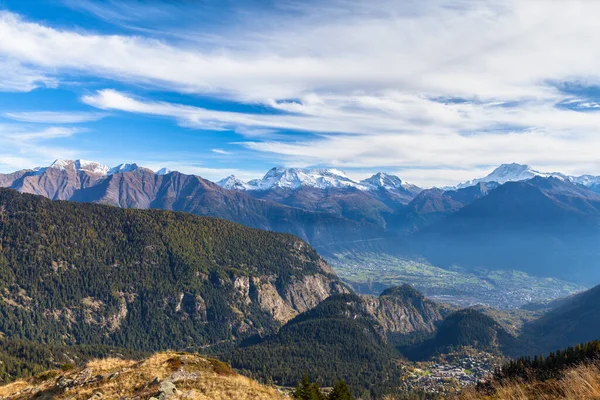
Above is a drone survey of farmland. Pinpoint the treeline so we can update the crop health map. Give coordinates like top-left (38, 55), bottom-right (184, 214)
top-left (0, 338), bottom-right (146, 384)
top-left (401, 308), bottom-right (512, 361)
top-left (227, 294), bottom-right (404, 398)
top-left (293, 375), bottom-right (353, 400)
top-left (496, 339), bottom-right (600, 382)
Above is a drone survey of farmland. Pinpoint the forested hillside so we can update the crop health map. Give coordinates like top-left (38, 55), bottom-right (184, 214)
top-left (227, 287), bottom-right (452, 398)
top-left (0, 166), bottom-right (390, 255)
top-left (0, 188), bottom-right (346, 351)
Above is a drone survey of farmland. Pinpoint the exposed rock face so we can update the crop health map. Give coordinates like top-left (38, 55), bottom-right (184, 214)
top-left (284, 274), bottom-right (348, 317)
top-left (233, 274), bottom-right (349, 324)
top-left (10, 167), bottom-right (106, 201)
top-left (359, 285), bottom-right (453, 337)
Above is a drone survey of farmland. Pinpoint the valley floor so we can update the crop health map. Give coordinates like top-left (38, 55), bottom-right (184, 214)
top-left (329, 253), bottom-right (585, 309)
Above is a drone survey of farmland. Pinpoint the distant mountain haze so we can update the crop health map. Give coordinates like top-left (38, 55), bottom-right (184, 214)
top-left (3, 160), bottom-right (600, 285)
top-left (411, 177), bottom-right (600, 283)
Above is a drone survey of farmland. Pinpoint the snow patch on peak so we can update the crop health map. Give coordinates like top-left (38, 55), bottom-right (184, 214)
top-left (569, 175), bottom-right (600, 187)
top-left (48, 159), bottom-right (109, 175)
top-left (217, 175), bottom-right (250, 190)
top-left (250, 167), bottom-right (363, 190)
top-left (217, 167), bottom-right (418, 193)
top-left (360, 172), bottom-right (421, 193)
top-left (361, 172), bottom-right (404, 190)
top-left (156, 168), bottom-right (173, 175)
top-left (108, 163), bottom-right (139, 175)
top-left (455, 163), bottom-right (580, 189)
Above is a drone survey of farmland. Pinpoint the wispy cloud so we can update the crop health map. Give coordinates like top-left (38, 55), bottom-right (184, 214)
top-left (3, 2), bottom-right (600, 184)
top-left (4, 111), bottom-right (106, 124)
top-left (0, 124), bottom-right (84, 171)
top-left (15, 126), bottom-right (83, 140)
top-left (81, 89), bottom-right (600, 185)
top-left (0, 58), bottom-right (57, 92)
top-left (211, 148), bottom-right (232, 155)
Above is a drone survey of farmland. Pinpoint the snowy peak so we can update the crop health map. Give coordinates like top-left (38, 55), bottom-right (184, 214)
top-left (456, 163), bottom-right (560, 189)
top-left (454, 162), bottom-right (600, 191)
top-left (216, 167), bottom-right (365, 191)
top-left (217, 175), bottom-right (250, 190)
top-left (249, 167), bottom-right (364, 190)
top-left (360, 172), bottom-right (405, 191)
top-left (569, 175), bottom-right (600, 187)
top-left (215, 167), bottom-right (420, 193)
top-left (485, 163), bottom-right (559, 182)
top-left (108, 163), bottom-right (139, 175)
top-left (41, 160), bottom-right (145, 176)
top-left (156, 168), bottom-right (173, 175)
top-left (48, 159), bottom-right (110, 175)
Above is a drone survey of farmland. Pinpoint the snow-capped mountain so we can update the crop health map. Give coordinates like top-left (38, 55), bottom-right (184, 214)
top-left (360, 172), bottom-right (419, 192)
top-left (217, 175), bottom-right (251, 190)
top-left (108, 163), bottom-right (140, 175)
top-left (44, 159), bottom-right (110, 175)
top-left (248, 167), bottom-right (365, 190)
top-left (33, 159), bottom-right (172, 177)
top-left (456, 163), bottom-right (600, 190)
top-left (215, 167), bottom-right (420, 194)
top-left (156, 168), bottom-right (173, 175)
top-left (569, 174), bottom-right (600, 188)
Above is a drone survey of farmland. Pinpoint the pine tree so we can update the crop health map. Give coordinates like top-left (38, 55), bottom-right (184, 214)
top-left (293, 374), bottom-right (326, 400)
top-left (328, 380), bottom-right (354, 400)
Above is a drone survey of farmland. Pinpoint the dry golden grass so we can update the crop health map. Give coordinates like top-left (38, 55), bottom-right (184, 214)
top-left (457, 363), bottom-right (600, 400)
top-left (0, 351), bottom-right (286, 400)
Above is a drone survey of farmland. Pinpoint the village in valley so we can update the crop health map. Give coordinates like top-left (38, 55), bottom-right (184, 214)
top-left (401, 351), bottom-right (500, 394)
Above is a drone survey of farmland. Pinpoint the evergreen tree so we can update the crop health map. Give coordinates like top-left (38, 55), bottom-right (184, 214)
top-left (328, 380), bottom-right (353, 400)
top-left (294, 374), bottom-right (326, 400)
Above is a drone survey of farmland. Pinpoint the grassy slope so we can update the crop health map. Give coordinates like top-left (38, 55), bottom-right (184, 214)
top-left (0, 352), bottom-right (284, 400)
top-left (458, 363), bottom-right (600, 400)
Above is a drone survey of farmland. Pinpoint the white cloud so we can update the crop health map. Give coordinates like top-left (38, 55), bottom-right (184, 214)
top-left (211, 148), bottom-right (232, 155)
top-left (4, 2), bottom-right (600, 184)
top-left (81, 89), bottom-right (600, 185)
top-left (4, 111), bottom-right (106, 124)
top-left (0, 58), bottom-right (56, 92)
top-left (15, 126), bottom-right (82, 141)
top-left (1, 3), bottom-right (595, 101)
top-left (0, 124), bottom-right (84, 172)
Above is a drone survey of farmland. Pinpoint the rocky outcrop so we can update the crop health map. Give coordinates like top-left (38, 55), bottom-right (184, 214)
top-left (232, 273), bottom-right (349, 324)
top-left (359, 285), bottom-right (453, 337)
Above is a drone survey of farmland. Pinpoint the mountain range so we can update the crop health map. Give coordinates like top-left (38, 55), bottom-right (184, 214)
top-left (2, 160), bottom-right (600, 285)
top-left (455, 162), bottom-right (600, 190)
top-left (412, 176), bottom-right (600, 283)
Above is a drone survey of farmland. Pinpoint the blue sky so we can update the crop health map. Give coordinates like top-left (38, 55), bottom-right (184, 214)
top-left (1, 0), bottom-right (600, 186)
